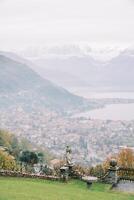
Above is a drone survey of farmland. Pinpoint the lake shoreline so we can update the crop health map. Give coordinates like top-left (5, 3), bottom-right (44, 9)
top-left (70, 91), bottom-right (134, 121)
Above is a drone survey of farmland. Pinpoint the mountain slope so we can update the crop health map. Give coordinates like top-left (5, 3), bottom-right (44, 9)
top-left (31, 52), bottom-right (134, 90)
top-left (33, 56), bottom-right (99, 87)
top-left (0, 54), bottom-right (93, 112)
top-left (102, 53), bottom-right (134, 88)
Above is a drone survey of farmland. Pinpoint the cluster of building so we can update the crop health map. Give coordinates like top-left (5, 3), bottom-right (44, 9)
top-left (0, 106), bottom-right (134, 166)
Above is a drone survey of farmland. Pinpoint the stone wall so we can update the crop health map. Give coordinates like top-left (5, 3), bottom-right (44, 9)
top-left (0, 170), bottom-right (60, 181)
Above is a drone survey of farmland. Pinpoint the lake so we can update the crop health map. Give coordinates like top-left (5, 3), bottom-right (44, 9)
top-left (69, 87), bottom-right (134, 99)
top-left (73, 103), bottom-right (134, 120)
top-left (70, 88), bottom-right (134, 120)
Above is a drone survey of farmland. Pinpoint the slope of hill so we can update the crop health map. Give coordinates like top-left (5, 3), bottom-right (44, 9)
top-left (103, 53), bottom-right (134, 89)
top-left (32, 56), bottom-right (99, 88)
top-left (0, 54), bottom-right (95, 112)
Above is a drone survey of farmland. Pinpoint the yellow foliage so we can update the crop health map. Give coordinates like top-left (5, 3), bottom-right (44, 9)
top-left (117, 148), bottom-right (134, 168)
top-left (102, 148), bottom-right (134, 170)
top-left (0, 150), bottom-right (16, 170)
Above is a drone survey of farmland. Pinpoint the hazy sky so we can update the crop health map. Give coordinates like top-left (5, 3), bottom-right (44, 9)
top-left (0, 0), bottom-right (134, 51)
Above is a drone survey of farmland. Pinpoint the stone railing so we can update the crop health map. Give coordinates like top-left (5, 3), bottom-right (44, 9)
top-left (0, 170), bottom-right (60, 181)
top-left (117, 167), bottom-right (134, 181)
top-left (99, 159), bottom-right (134, 185)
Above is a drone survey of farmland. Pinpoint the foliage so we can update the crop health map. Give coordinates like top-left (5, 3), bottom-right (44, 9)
top-left (102, 149), bottom-right (134, 169)
top-left (0, 150), bottom-right (16, 170)
top-left (42, 165), bottom-right (54, 175)
top-left (0, 129), bottom-right (30, 159)
top-left (89, 148), bottom-right (134, 177)
top-left (53, 160), bottom-right (65, 176)
top-left (37, 152), bottom-right (44, 163)
top-left (0, 130), bottom-right (19, 158)
top-left (73, 164), bottom-right (89, 176)
top-left (117, 148), bottom-right (134, 168)
top-left (90, 165), bottom-right (105, 177)
top-left (19, 151), bottom-right (39, 166)
top-left (0, 129), bottom-right (52, 172)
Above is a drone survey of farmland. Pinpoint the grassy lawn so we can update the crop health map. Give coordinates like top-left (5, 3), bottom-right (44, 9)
top-left (0, 177), bottom-right (134, 200)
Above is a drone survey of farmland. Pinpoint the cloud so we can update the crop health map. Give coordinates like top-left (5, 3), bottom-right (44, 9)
top-left (0, 0), bottom-right (134, 50)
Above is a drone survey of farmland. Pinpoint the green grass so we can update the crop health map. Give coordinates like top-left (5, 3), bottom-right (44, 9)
top-left (0, 177), bottom-right (133, 200)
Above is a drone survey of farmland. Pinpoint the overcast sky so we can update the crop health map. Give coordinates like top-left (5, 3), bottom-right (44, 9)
top-left (0, 0), bottom-right (134, 51)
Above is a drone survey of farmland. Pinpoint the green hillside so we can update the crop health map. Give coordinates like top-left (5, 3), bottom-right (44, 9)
top-left (0, 177), bottom-right (133, 200)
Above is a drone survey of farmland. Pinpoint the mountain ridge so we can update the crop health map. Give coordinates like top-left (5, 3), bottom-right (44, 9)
top-left (30, 52), bottom-right (134, 90)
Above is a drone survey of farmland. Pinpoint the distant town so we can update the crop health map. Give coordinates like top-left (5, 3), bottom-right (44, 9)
top-left (0, 104), bottom-right (134, 166)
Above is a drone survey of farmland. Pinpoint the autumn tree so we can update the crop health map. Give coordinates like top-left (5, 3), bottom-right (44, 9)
top-left (117, 148), bottom-right (134, 168)
top-left (0, 150), bottom-right (16, 170)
